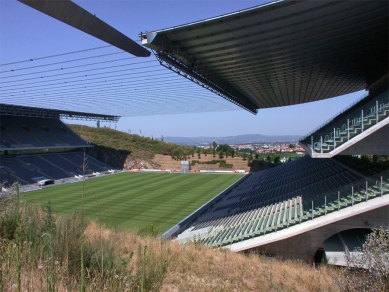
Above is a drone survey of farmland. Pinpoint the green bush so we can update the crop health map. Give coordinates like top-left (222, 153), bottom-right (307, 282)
top-left (190, 160), bottom-right (233, 168)
top-left (219, 161), bottom-right (233, 168)
top-left (0, 211), bottom-right (19, 240)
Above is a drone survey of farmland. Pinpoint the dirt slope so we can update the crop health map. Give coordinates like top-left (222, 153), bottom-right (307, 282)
top-left (152, 154), bottom-right (250, 171)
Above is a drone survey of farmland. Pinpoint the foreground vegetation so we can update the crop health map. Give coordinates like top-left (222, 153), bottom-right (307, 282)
top-left (1, 188), bottom-right (336, 291)
top-left (2, 187), bottom-right (389, 291)
top-left (23, 172), bottom-right (243, 233)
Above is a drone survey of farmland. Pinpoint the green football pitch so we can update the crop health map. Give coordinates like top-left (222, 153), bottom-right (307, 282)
top-left (23, 172), bottom-right (244, 233)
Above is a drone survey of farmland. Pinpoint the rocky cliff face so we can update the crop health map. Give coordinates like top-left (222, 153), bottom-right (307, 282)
top-left (123, 156), bottom-right (162, 170)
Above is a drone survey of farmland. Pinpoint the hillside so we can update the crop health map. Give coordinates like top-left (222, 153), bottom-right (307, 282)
top-left (68, 125), bottom-right (193, 169)
top-left (69, 125), bottom-right (251, 171)
top-left (69, 124), bottom-right (191, 158)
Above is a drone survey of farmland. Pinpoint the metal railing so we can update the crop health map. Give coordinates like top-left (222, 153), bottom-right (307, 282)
top-left (303, 170), bottom-right (389, 215)
top-left (301, 90), bottom-right (389, 153)
top-left (300, 91), bottom-right (368, 141)
top-left (203, 170), bottom-right (389, 247)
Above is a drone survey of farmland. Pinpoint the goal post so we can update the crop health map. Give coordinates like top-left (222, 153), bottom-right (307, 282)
top-left (180, 161), bottom-right (190, 173)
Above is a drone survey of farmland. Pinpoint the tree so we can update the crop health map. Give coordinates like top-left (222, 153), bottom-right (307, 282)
top-left (197, 148), bottom-right (201, 159)
top-left (247, 156), bottom-right (253, 166)
top-left (273, 155), bottom-right (281, 164)
top-left (231, 149), bottom-right (235, 158)
top-left (243, 153), bottom-right (247, 161)
top-left (217, 144), bottom-right (233, 153)
top-left (161, 135), bottom-right (164, 142)
top-left (219, 151), bottom-right (224, 159)
top-left (212, 141), bottom-right (218, 150)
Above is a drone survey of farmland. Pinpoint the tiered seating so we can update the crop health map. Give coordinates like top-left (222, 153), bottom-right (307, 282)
top-left (333, 155), bottom-right (386, 177)
top-left (0, 152), bottom-right (112, 187)
top-left (300, 90), bottom-right (389, 154)
top-left (176, 156), bottom-right (389, 246)
top-left (209, 156), bottom-right (362, 215)
top-left (0, 115), bottom-right (90, 150)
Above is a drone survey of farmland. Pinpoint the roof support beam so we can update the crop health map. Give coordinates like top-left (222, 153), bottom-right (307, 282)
top-left (154, 50), bottom-right (258, 114)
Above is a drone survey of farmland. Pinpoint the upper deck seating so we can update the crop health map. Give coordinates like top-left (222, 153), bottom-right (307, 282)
top-left (299, 89), bottom-right (389, 156)
top-left (0, 115), bottom-right (90, 150)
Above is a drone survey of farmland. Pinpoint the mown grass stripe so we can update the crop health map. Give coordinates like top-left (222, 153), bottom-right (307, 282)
top-left (23, 172), bottom-right (244, 232)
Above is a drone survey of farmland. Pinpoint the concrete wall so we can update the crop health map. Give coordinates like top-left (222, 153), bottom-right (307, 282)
top-left (252, 205), bottom-right (389, 262)
top-left (340, 123), bottom-right (389, 155)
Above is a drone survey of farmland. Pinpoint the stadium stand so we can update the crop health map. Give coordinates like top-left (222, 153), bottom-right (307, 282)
top-left (0, 152), bottom-right (111, 187)
top-left (173, 156), bottom-right (389, 247)
top-left (333, 155), bottom-right (387, 177)
top-left (2, 0), bottom-right (388, 263)
top-left (0, 115), bottom-right (90, 150)
top-left (299, 89), bottom-right (389, 157)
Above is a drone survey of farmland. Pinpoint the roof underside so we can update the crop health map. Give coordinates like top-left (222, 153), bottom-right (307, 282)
top-left (142, 0), bottom-right (389, 114)
top-left (0, 104), bottom-right (119, 122)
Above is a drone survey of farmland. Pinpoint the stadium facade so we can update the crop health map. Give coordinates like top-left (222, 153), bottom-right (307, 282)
top-left (1, 0), bottom-right (388, 264)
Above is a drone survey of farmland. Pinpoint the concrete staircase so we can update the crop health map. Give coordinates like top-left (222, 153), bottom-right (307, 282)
top-left (300, 90), bottom-right (389, 158)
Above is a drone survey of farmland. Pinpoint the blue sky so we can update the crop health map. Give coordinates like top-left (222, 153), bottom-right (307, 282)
top-left (0, 0), bottom-right (365, 138)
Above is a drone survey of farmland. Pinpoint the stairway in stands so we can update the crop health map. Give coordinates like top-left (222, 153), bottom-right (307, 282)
top-left (299, 90), bottom-right (389, 158)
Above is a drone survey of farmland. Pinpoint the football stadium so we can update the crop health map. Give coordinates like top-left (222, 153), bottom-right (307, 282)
top-left (1, 0), bottom-right (388, 266)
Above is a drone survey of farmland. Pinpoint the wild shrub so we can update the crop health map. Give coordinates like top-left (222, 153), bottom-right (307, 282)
top-left (0, 209), bottom-right (19, 240)
top-left (0, 185), bottom-right (21, 240)
top-left (219, 161), bottom-right (233, 168)
top-left (333, 227), bottom-right (389, 292)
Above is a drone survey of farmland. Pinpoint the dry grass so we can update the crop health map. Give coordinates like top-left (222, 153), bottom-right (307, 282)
top-left (1, 198), bottom-right (338, 292)
top-left (2, 223), bottom-right (338, 291)
top-left (152, 154), bottom-right (181, 170)
top-left (152, 153), bottom-right (251, 172)
top-left (86, 222), bottom-right (339, 291)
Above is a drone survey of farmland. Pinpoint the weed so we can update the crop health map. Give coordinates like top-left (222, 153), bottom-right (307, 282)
top-left (1, 186), bottom-right (340, 291)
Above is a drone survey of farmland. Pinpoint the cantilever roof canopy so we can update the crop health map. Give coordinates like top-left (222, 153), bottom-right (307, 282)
top-left (142, 0), bottom-right (388, 114)
top-left (0, 104), bottom-right (119, 122)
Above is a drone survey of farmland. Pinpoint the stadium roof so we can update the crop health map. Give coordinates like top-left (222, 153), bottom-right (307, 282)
top-left (0, 104), bottom-right (119, 122)
top-left (0, 46), bottom-right (240, 118)
top-left (142, 0), bottom-right (388, 114)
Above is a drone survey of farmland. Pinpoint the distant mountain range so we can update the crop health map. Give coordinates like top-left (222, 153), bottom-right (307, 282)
top-left (164, 134), bottom-right (301, 145)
